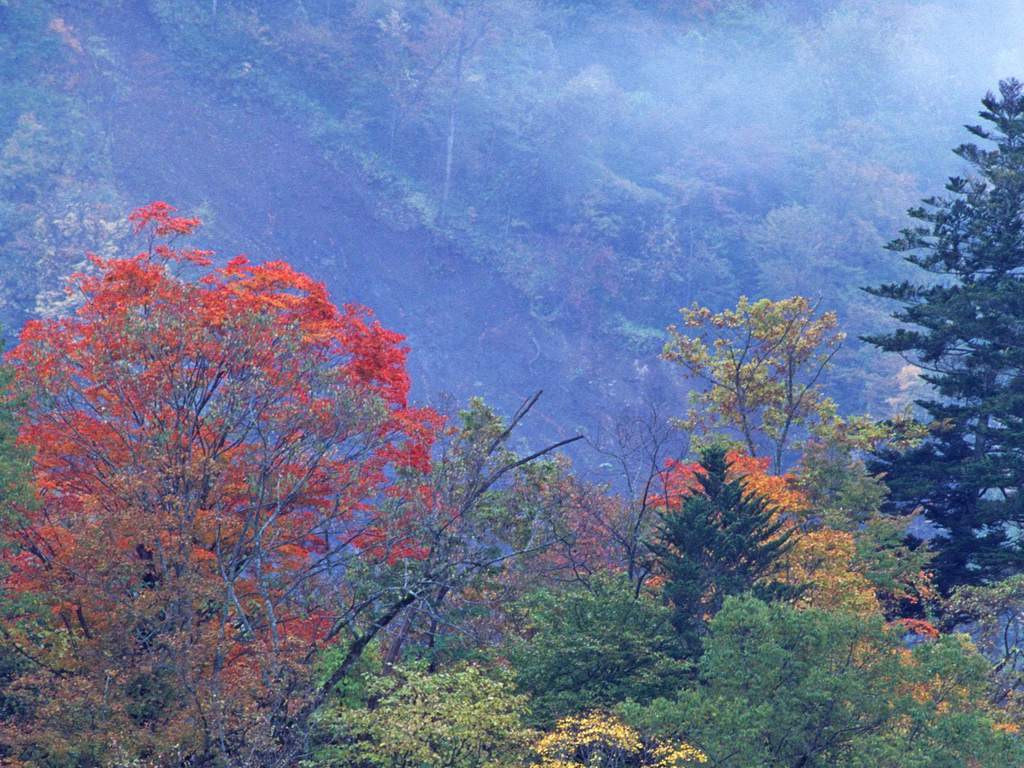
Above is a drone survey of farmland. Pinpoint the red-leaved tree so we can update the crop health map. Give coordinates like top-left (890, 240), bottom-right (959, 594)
top-left (0, 203), bottom-right (444, 766)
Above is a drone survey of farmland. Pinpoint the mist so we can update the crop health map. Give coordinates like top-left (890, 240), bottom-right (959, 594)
top-left (3, 0), bottom-right (1024, 447)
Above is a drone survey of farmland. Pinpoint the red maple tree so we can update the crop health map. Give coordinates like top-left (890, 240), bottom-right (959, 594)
top-left (0, 202), bottom-right (441, 764)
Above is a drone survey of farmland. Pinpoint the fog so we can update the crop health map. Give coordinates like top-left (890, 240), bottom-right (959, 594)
top-left (3, 0), bottom-right (1024, 448)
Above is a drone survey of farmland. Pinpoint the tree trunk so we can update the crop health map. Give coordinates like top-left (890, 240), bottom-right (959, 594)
top-left (437, 28), bottom-right (466, 224)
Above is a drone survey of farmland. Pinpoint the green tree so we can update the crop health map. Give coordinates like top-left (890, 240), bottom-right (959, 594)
top-left (626, 596), bottom-right (1024, 768)
top-left (0, 344), bottom-right (37, 763)
top-left (648, 446), bottom-right (799, 656)
top-left (310, 663), bottom-right (532, 768)
top-left (865, 79), bottom-right (1024, 592)
top-left (944, 574), bottom-right (1024, 714)
top-left (508, 574), bottom-right (690, 727)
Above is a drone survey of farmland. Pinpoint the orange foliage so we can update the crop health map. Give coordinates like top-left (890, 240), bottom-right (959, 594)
top-left (0, 203), bottom-right (441, 763)
top-left (662, 450), bottom-right (881, 615)
top-left (784, 529), bottom-right (880, 616)
top-left (662, 450), bottom-right (807, 514)
top-left (895, 618), bottom-right (941, 640)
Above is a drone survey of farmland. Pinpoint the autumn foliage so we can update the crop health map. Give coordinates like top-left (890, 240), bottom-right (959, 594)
top-left (0, 203), bottom-right (440, 763)
top-left (658, 450), bottom-right (929, 618)
top-left (532, 711), bottom-right (706, 767)
top-left (0, 200), bottom-right (1010, 768)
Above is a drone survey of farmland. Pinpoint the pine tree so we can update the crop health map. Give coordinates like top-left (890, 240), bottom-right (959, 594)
top-left (865, 79), bottom-right (1024, 593)
top-left (648, 446), bottom-right (798, 656)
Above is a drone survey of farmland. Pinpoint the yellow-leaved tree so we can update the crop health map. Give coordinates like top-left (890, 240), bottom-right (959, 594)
top-left (533, 712), bottom-right (706, 768)
top-left (312, 664), bottom-right (533, 768)
top-left (663, 295), bottom-right (844, 473)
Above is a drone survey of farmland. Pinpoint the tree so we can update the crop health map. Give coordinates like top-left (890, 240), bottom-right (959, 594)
top-left (532, 711), bottom-right (706, 768)
top-left (626, 596), bottom-right (1024, 768)
top-left (944, 574), bottom-right (1024, 714)
top-left (542, 400), bottom-right (687, 593)
top-left (648, 446), bottom-right (799, 657)
top-left (794, 419), bottom-right (934, 617)
top-left (373, 394), bottom-right (582, 670)
top-left (508, 574), bottom-right (690, 727)
top-left (0, 337), bottom-right (33, 539)
top-left (311, 663), bottom-right (532, 768)
top-left (661, 441), bottom-right (931, 620)
top-left (782, 527), bottom-right (882, 616)
top-left (865, 79), bottom-right (1024, 592)
top-left (0, 343), bottom-right (36, 765)
top-left (0, 201), bottom-right (447, 765)
top-left (0, 202), bottom-right (586, 766)
top-left (663, 296), bottom-right (844, 472)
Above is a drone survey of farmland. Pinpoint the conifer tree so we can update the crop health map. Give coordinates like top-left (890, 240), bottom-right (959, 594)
top-left (866, 79), bottom-right (1024, 593)
top-left (649, 446), bottom-right (798, 655)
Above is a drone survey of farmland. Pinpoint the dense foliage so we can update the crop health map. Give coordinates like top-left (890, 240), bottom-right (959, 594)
top-left (3, 4), bottom-right (1024, 767)
top-left (649, 446), bottom-right (798, 656)
top-left (627, 596), bottom-right (1022, 767)
top-left (1, 204), bottom-right (444, 764)
top-left (508, 575), bottom-right (689, 727)
top-left (1, 193), bottom-right (1020, 765)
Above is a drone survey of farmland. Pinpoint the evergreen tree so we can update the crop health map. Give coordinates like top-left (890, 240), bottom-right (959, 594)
top-left (648, 446), bottom-right (799, 655)
top-left (865, 79), bottom-right (1024, 593)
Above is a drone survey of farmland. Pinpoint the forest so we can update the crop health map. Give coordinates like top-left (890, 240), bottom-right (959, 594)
top-left (2, 1), bottom-right (1024, 767)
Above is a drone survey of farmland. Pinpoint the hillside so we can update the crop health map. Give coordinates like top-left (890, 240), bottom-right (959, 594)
top-left (4, 0), bottom-right (1018, 443)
